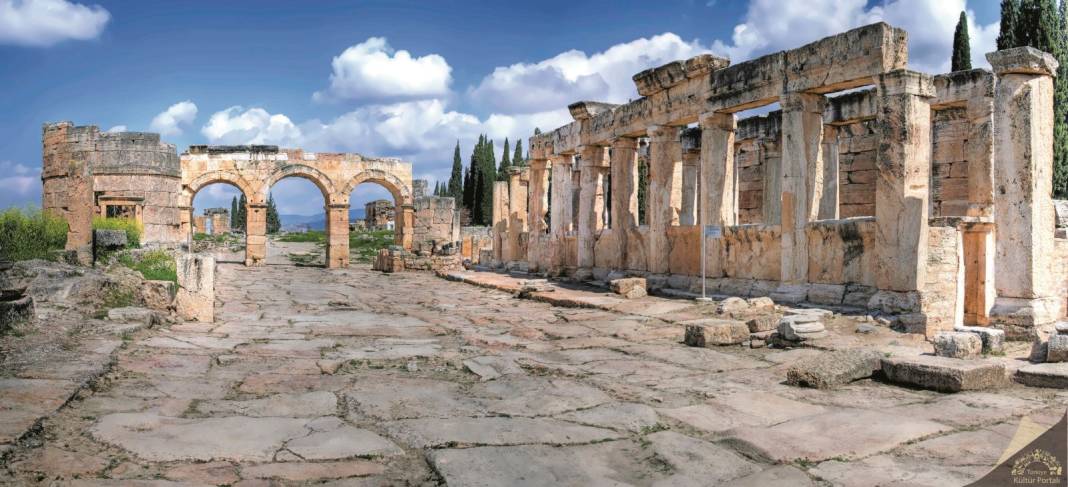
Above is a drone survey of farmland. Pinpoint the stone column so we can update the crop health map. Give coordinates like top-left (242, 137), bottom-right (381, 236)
top-left (987, 47), bottom-right (1060, 330)
top-left (397, 205), bottom-right (414, 250)
top-left (699, 112), bottom-right (737, 279)
top-left (777, 92), bottom-right (826, 293)
top-left (610, 138), bottom-right (640, 229)
top-left (819, 125), bottom-right (840, 220)
top-left (325, 203), bottom-right (350, 269)
top-left (245, 203), bottom-right (268, 266)
top-left (966, 92), bottom-right (995, 218)
top-left (549, 154), bottom-right (574, 237)
top-left (577, 145), bottom-right (607, 270)
top-left (647, 125), bottom-right (681, 274)
top-left (527, 159), bottom-right (549, 234)
top-left (507, 168), bottom-right (528, 265)
top-left (874, 70), bottom-right (934, 293)
top-left (680, 131), bottom-right (700, 226)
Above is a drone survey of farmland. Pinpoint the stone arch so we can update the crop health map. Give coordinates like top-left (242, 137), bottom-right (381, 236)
top-left (182, 170), bottom-right (257, 207)
top-left (261, 164), bottom-right (339, 204)
top-left (341, 170), bottom-right (413, 206)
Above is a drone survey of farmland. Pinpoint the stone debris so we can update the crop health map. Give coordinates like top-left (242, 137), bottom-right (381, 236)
top-left (786, 349), bottom-right (883, 389)
top-left (683, 318), bottom-right (750, 347)
top-left (932, 332), bottom-right (982, 359)
top-left (1046, 335), bottom-right (1068, 363)
top-left (609, 277), bottom-right (646, 299)
top-left (777, 314), bottom-right (828, 342)
top-left (745, 315), bottom-right (778, 333)
top-left (1015, 362), bottom-right (1068, 389)
top-left (0, 288), bottom-right (33, 333)
top-left (954, 326), bottom-right (1005, 355)
top-left (107, 307), bottom-right (161, 327)
top-left (880, 355), bottom-right (1007, 392)
top-left (717, 297), bottom-right (749, 315)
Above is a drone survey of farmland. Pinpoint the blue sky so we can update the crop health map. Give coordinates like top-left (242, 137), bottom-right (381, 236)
top-left (0, 0), bottom-right (1000, 216)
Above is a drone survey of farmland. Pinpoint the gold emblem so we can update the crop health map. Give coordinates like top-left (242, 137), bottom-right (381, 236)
top-left (1011, 448), bottom-right (1063, 479)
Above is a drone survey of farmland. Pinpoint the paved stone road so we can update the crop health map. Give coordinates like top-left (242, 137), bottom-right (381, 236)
top-left (3, 263), bottom-right (1067, 486)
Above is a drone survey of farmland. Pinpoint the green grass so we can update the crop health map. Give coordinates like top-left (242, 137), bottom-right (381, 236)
top-left (117, 249), bottom-right (177, 282)
top-left (92, 286), bottom-right (137, 319)
top-left (350, 229), bottom-right (393, 263)
top-left (277, 230), bottom-right (326, 243)
top-left (0, 206), bottom-right (68, 261)
top-left (92, 216), bottom-right (142, 247)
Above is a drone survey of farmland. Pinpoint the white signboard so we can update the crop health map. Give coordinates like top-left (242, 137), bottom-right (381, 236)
top-left (703, 225), bottom-right (723, 239)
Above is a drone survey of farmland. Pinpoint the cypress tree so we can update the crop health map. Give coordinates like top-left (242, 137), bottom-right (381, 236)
top-left (999, 0), bottom-right (1021, 50)
top-left (448, 141), bottom-right (463, 201)
top-left (952, 11), bottom-right (972, 71)
top-left (462, 164), bottom-right (474, 216)
top-left (236, 194), bottom-right (247, 232)
top-left (533, 127), bottom-right (542, 135)
top-left (1017, 0), bottom-right (1059, 54)
top-left (513, 138), bottom-right (524, 166)
top-left (1054, 0), bottom-right (1068, 197)
top-left (481, 138), bottom-right (497, 223)
top-left (230, 196), bottom-right (238, 230)
top-left (498, 138), bottom-right (511, 180)
top-left (266, 193), bottom-right (281, 234)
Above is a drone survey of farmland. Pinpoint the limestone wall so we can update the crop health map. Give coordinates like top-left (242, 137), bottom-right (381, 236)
top-left (412, 196), bottom-right (459, 253)
top-left (931, 108), bottom-right (970, 216)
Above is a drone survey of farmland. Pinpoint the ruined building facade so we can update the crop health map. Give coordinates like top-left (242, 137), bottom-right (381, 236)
top-left (488, 23), bottom-right (1065, 340)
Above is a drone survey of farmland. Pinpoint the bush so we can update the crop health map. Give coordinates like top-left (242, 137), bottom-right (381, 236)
top-left (92, 216), bottom-right (142, 247)
top-left (0, 207), bottom-right (68, 261)
top-left (117, 249), bottom-right (177, 282)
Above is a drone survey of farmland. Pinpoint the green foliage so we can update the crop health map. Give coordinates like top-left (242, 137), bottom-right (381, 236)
top-left (1054, 0), bottom-right (1068, 197)
top-left (92, 216), bottom-right (141, 248)
top-left (276, 230), bottom-right (325, 243)
top-left (952, 11), bottom-right (972, 71)
top-left (513, 138), bottom-right (525, 166)
top-left (638, 157), bottom-right (649, 225)
top-left (350, 229), bottom-right (393, 263)
top-left (0, 207), bottom-right (68, 261)
top-left (498, 138), bottom-right (511, 180)
top-left (234, 194), bottom-right (248, 231)
top-left (93, 285), bottom-right (137, 319)
top-left (230, 196), bottom-right (239, 229)
top-left (266, 193), bottom-right (281, 234)
top-left (117, 249), bottom-right (177, 282)
top-left (449, 140), bottom-right (464, 201)
top-left (998, 0), bottom-right (1021, 50)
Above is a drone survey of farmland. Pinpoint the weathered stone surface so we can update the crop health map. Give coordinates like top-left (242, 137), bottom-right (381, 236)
top-left (107, 307), bottom-right (160, 327)
top-left (683, 318), bottom-right (749, 346)
top-left (428, 442), bottom-right (646, 487)
top-left (717, 296), bottom-right (750, 314)
top-left (647, 430), bottom-right (758, 484)
top-left (778, 315), bottom-right (827, 341)
top-left (241, 460), bottom-right (385, 481)
top-left (786, 349), bottom-right (883, 389)
top-left (93, 229), bottom-right (127, 250)
top-left (1046, 335), bottom-right (1068, 363)
top-left (383, 417), bottom-right (623, 448)
top-left (142, 280), bottom-right (176, 311)
top-left (745, 315), bottom-right (778, 333)
top-left (175, 253), bottom-right (214, 322)
top-left (554, 402), bottom-right (660, 433)
top-left (881, 355), bottom-right (1006, 392)
top-left (955, 325), bottom-right (1005, 354)
top-left (723, 465), bottom-right (816, 487)
top-left (609, 277), bottom-right (647, 299)
top-left (933, 332), bottom-right (982, 359)
top-left (286, 425), bottom-right (403, 460)
top-left (1015, 362), bottom-right (1068, 389)
top-left (194, 391), bottom-right (337, 418)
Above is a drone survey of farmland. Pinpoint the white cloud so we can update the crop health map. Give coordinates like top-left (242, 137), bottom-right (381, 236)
top-left (469, 33), bottom-right (711, 114)
top-left (313, 37), bottom-right (452, 102)
top-left (201, 106), bottom-right (303, 146)
top-left (0, 161), bottom-right (40, 197)
top-left (105, 125), bottom-right (126, 133)
top-left (710, 0), bottom-right (998, 75)
top-left (149, 101), bottom-right (198, 137)
top-left (0, 0), bottom-right (110, 47)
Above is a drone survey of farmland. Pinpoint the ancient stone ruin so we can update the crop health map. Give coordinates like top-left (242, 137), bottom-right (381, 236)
top-left (487, 22), bottom-right (1065, 342)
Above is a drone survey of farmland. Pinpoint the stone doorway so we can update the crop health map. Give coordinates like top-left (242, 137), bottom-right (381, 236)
top-left (962, 223), bottom-right (995, 326)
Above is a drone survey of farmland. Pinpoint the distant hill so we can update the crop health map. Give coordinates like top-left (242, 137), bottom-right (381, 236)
top-left (280, 208), bottom-right (366, 231)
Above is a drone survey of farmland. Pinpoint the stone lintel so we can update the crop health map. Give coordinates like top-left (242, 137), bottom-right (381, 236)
top-left (987, 47), bottom-right (1060, 77)
top-left (684, 54), bottom-right (730, 78)
top-left (568, 101), bottom-right (620, 121)
top-left (647, 125), bottom-right (681, 143)
top-left (877, 70), bottom-right (935, 98)
top-left (577, 145), bottom-right (609, 168)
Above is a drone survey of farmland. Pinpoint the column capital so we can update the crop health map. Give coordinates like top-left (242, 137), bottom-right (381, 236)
top-left (699, 111), bottom-right (735, 130)
top-left (528, 158), bottom-right (548, 170)
top-left (578, 145), bottom-right (609, 168)
top-left (647, 124), bottom-right (681, 142)
top-left (779, 92), bottom-right (827, 113)
top-left (877, 69), bottom-right (935, 98)
top-left (548, 153), bottom-right (574, 166)
top-left (610, 136), bottom-right (639, 149)
top-left (987, 47), bottom-right (1059, 77)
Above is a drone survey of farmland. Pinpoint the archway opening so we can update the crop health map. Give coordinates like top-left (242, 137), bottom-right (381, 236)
top-left (266, 176), bottom-right (328, 266)
top-left (348, 181), bottom-right (402, 265)
top-left (191, 182), bottom-right (246, 264)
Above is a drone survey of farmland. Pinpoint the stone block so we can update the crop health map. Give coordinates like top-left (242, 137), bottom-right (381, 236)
top-left (778, 315), bottom-right (827, 342)
top-left (786, 349), bottom-right (883, 389)
top-left (1055, 321), bottom-right (1068, 335)
top-left (806, 284), bottom-right (845, 306)
top-left (93, 229), bottom-right (127, 253)
top-left (0, 290), bottom-right (33, 332)
top-left (954, 326), bottom-right (1005, 355)
top-left (107, 307), bottom-right (161, 327)
top-left (880, 355), bottom-right (1006, 392)
top-left (176, 253), bottom-right (214, 323)
top-left (683, 319), bottom-right (750, 347)
top-left (1046, 335), bottom-right (1068, 363)
top-left (1015, 363), bottom-right (1068, 389)
top-left (770, 283), bottom-right (808, 304)
top-left (609, 278), bottom-right (646, 299)
top-left (746, 296), bottom-right (775, 311)
top-left (746, 315), bottom-right (778, 333)
top-left (717, 297), bottom-right (749, 315)
top-left (142, 280), bottom-right (176, 311)
top-left (932, 332), bottom-right (982, 359)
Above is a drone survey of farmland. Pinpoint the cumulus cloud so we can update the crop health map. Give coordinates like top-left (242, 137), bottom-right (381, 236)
top-left (711, 0), bottom-right (998, 74)
top-left (0, 161), bottom-right (40, 202)
top-left (313, 37), bottom-right (452, 102)
top-left (201, 106), bottom-right (303, 146)
top-left (0, 0), bottom-right (110, 47)
top-left (105, 125), bottom-right (126, 133)
top-left (469, 33), bottom-right (711, 114)
top-left (149, 101), bottom-right (198, 137)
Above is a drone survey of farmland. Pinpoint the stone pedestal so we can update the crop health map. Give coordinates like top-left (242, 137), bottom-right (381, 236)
top-left (577, 145), bottom-right (607, 269)
top-left (176, 253), bottom-right (214, 322)
top-left (325, 204), bottom-right (350, 269)
top-left (779, 92), bottom-right (826, 285)
top-left (647, 125), bottom-right (681, 274)
top-left (245, 203), bottom-right (268, 266)
top-left (986, 47), bottom-right (1060, 332)
top-left (874, 70), bottom-right (934, 293)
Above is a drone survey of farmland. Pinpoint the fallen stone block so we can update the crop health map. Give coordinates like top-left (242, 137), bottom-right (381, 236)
top-left (683, 319), bottom-right (749, 347)
top-left (142, 280), bottom-right (176, 312)
top-left (777, 315), bottom-right (827, 342)
top-left (1046, 335), bottom-right (1068, 363)
top-left (880, 355), bottom-right (1006, 392)
top-left (746, 297), bottom-right (775, 311)
top-left (954, 326), bottom-right (1005, 354)
top-left (786, 349), bottom-right (883, 389)
top-left (745, 315), bottom-right (778, 333)
top-left (0, 289), bottom-right (33, 332)
top-left (1015, 362), bottom-right (1068, 389)
top-left (609, 278), bottom-right (646, 299)
top-left (932, 332), bottom-right (982, 359)
top-left (106, 307), bottom-right (161, 327)
top-left (717, 297), bottom-right (749, 315)
top-left (1056, 321), bottom-right (1068, 335)
top-left (93, 229), bottom-right (127, 254)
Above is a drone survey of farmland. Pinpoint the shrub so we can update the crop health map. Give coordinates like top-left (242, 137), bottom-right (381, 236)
top-left (92, 216), bottom-right (142, 247)
top-left (0, 207), bottom-right (68, 261)
top-left (117, 249), bottom-right (177, 282)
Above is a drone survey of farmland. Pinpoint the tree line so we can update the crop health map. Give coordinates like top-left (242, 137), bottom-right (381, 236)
top-left (955, 1), bottom-right (1068, 197)
top-left (431, 133), bottom-right (534, 225)
top-left (228, 193), bottom-right (280, 234)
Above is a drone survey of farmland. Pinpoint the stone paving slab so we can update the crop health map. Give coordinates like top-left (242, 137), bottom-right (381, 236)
top-left (383, 417), bottom-right (626, 448)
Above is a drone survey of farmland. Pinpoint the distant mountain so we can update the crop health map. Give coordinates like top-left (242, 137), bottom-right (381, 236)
top-left (280, 208), bottom-right (366, 231)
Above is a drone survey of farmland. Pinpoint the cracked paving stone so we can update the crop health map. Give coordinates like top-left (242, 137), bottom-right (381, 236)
top-left (383, 417), bottom-right (625, 448)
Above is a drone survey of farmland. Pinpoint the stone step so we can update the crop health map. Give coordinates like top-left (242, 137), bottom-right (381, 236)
top-left (880, 355), bottom-right (1007, 393)
top-left (1015, 362), bottom-right (1068, 389)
